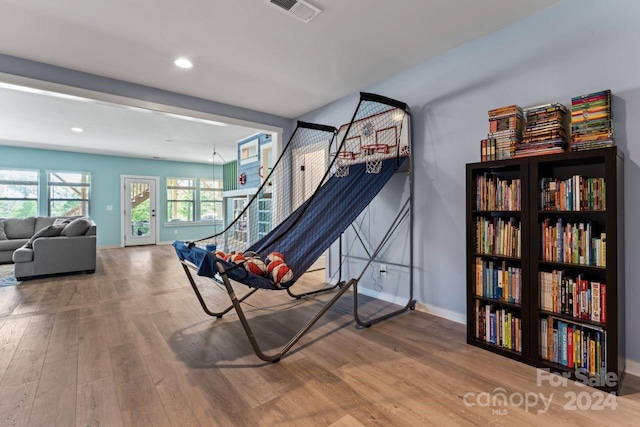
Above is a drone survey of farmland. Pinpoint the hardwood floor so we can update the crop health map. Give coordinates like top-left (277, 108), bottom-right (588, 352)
top-left (0, 244), bottom-right (638, 426)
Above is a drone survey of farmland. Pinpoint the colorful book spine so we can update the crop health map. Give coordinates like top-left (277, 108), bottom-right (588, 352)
top-left (476, 217), bottom-right (521, 257)
top-left (540, 316), bottom-right (606, 375)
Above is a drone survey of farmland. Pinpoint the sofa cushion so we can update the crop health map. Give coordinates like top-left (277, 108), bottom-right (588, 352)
top-left (0, 239), bottom-right (30, 252)
top-left (2, 217), bottom-right (36, 239)
top-left (0, 220), bottom-right (6, 240)
top-left (25, 224), bottom-right (66, 248)
top-left (12, 247), bottom-right (34, 263)
top-left (35, 217), bottom-right (57, 231)
top-left (61, 217), bottom-right (92, 237)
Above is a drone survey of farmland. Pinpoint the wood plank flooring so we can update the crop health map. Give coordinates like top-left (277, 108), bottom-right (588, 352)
top-left (0, 245), bottom-right (638, 426)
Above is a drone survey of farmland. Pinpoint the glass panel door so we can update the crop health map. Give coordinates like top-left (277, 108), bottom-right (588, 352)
top-left (124, 177), bottom-right (156, 246)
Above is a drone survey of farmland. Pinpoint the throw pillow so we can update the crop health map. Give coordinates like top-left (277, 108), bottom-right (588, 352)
top-left (0, 220), bottom-right (6, 240)
top-left (53, 217), bottom-right (73, 226)
top-left (25, 224), bottom-right (65, 248)
top-left (61, 217), bottom-right (92, 237)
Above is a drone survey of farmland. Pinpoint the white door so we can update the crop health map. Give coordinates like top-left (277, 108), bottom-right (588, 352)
top-left (292, 146), bottom-right (328, 270)
top-left (292, 147), bottom-right (327, 210)
top-left (123, 177), bottom-right (157, 246)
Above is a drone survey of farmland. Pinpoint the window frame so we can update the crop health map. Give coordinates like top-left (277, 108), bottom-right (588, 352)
top-left (46, 170), bottom-right (91, 217)
top-left (166, 177), bottom-right (196, 223)
top-left (240, 139), bottom-right (259, 165)
top-left (166, 177), bottom-right (225, 224)
top-left (199, 178), bottom-right (223, 223)
top-left (0, 168), bottom-right (40, 218)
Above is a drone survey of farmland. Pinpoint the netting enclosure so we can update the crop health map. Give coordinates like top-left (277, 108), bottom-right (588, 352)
top-left (173, 92), bottom-right (414, 362)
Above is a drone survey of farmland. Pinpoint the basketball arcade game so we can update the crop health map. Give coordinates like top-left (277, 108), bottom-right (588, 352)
top-left (330, 94), bottom-right (415, 327)
top-left (173, 92), bottom-right (415, 361)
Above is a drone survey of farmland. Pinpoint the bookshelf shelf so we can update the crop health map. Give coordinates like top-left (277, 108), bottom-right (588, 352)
top-left (537, 260), bottom-right (606, 271)
top-left (467, 338), bottom-right (522, 359)
top-left (473, 210), bottom-right (521, 216)
top-left (467, 147), bottom-right (624, 393)
top-left (473, 295), bottom-right (521, 310)
top-left (538, 211), bottom-right (606, 218)
top-left (473, 253), bottom-right (521, 262)
top-left (538, 309), bottom-right (605, 328)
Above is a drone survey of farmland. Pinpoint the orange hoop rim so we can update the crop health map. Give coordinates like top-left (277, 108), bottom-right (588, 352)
top-left (361, 143), bottom-right (390, 154)
top-left (333, 151), bottom-right (356, 160)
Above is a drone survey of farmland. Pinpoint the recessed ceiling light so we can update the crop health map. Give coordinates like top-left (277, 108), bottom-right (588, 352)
top-left (207, 158), bottom-right (214, 162)
top-left (174, 58), bottom-right (193, 69)
top-left (71, 127), bottom-right (84, 133)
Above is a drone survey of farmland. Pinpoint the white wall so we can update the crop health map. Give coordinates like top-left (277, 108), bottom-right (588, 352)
top-left (298, 0), bottom-right (640, 366)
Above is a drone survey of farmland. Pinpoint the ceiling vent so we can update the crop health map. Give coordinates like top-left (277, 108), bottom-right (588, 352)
top-left (265, 0), bottom-right (321, 24)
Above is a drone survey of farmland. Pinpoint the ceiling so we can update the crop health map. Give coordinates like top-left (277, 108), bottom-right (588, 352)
top-left (0, 0), bottom-right (564, 119)
top-left (0, 0), bottom-right (563, 163)
top-left (0, 83), bottom-right (262, 164)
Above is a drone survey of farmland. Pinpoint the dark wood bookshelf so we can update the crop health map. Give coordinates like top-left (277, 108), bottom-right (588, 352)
top-left (467, 147), bottom-right (624, 393)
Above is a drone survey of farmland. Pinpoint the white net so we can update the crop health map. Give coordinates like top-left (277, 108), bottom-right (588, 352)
top-left (362, 144), bottom-right (389, 174)
top-left (366, 158), bottom-right (383, 174)
top-left (335, 162), bottom-right (350, 177)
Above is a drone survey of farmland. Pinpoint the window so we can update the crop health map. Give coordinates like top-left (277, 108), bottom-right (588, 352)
top-left (240, 139), bottom-right (258, 165)
top-left (47, 171), bottom-right (91, 217)
top-left (0, 169), bottom-right (39, 218)
top-left (200, 179), bottom-right (223, 221)
top-left (167, 178), bottom-right (195, 222)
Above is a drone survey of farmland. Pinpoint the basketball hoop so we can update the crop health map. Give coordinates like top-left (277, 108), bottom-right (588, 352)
top-left (361, 144), bottom-right (390, 156)
top-left (333, 151), bottom-right (355, 177)
top-left (361, 144), bottom-right (389, 174)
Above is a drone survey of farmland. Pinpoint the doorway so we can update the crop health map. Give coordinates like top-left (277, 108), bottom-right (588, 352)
top-left (122, 176), bottom-right (159, 246)
top-left (292, 143), bottom-right (329, 270)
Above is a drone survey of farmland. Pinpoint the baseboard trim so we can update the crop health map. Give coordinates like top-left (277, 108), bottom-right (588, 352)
top-left (97, 244), bottom-right (121, 249)
top-left (355, 286), bottom-right (467, 325)
top-left (625, 359), bottom-right (640, 377)
top-left (413, 301), bottom-right (466, 325)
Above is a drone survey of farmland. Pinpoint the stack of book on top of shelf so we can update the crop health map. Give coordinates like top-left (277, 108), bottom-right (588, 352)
top-left (481, 105), bottom-right (523, 161)
top-left (514, 103), bottom-right (568, 158)
top-left (571, 90), bottom-right (614, 151)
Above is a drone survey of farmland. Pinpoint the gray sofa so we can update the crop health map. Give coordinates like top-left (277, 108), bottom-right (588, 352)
top-left (0, 216), bottom-right (96, 280)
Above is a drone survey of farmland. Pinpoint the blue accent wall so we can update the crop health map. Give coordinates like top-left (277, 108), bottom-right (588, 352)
top-left (0, 143), bottom-right (223, 246)
top-left (297, 0), bottom-right (640, 367)
top-left (237, 133), bottom-right (272, 190)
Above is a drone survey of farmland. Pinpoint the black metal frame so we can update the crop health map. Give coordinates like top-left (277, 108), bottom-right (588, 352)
top-left (180, 257), bottom-right (355, 363)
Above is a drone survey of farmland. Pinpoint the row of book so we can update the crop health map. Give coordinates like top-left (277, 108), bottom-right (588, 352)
top-left (475, 302), bottom-right (522, 352)
top-left (539, 270), bottom-right (607, 323)
top-left (475, 217), bottom-right (521, 258)
top-left (475, 259), bottom-right (522, 304)
top-left (540, 176), bottom-right (606, 211)
top-left (541, 219), bottom-right (606, 267)
top-left (480, 89), bottom-right (615, 161)
top-left (487, 105), bottom-right (523, 160)
top-left (475, 173), bottom-right (521, 211)
top-left (514, 103), bottom-right (568, 158)
top-left (480, 138), bottom-right (498, 162)
top-left (540, 317), bottom-right (606, 375)
top-left (571, 90), bottom-right (614, 151)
